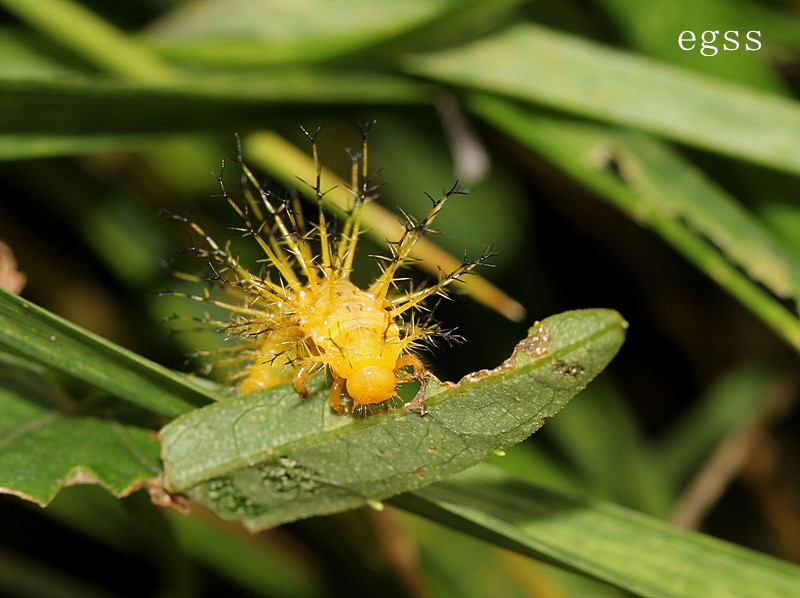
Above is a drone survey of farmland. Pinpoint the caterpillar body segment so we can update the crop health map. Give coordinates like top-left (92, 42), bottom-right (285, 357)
top-left (170, 127), bottom-right (491, 415)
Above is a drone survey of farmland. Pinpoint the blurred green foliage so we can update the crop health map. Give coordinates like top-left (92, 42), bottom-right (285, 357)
top-left (1, 0), bottom-right (800, 597)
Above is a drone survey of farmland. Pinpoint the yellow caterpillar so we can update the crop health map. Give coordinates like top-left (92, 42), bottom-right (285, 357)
top-left (166, 125), bottom-right (491, 415)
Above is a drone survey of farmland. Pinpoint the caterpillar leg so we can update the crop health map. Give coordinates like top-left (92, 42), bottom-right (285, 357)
top-left (329, 374), bottom-right (346, 414)
top-left (396, 354), bottom-right (429, 416)
top-left (292, 362), bottom-right (316, 399)
top-left (395, 354), bottom-right (426, 382)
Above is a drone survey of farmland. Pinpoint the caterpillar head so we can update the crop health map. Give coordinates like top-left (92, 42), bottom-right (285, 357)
top-left (346, 366), bottom-right (397, 405)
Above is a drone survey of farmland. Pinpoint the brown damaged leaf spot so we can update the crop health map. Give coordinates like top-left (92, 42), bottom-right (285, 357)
top-left (404, 324), bottom-right (550, 414)
top-left (552, 360), bottom-right (586, 379)
top-left (402, 384), bottom-right (429, 415)
top-left (511, 324), bottom-right (551, 358)
top-left (63, 468), bottom-right (101, 487)
top-left (460, 323), bottom-right (551, 384)
top-left (145, 474), bottom-right (192, 513)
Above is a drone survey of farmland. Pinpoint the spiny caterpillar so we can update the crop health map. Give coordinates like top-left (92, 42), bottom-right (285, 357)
top-left (165, 125), bottom-right (493, 415)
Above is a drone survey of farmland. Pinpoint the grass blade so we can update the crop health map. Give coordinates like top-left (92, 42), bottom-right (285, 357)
top-left (0, 288), bottom-right (217, 417)
top-left (394, 463), bottom-right (800, 598)
top-left (468, 96), bottom-right (800, 353)
top-left (0, 0), bottom-right (174, 81)
top-left (147, 0), bottom-right (470, 66)
top-left (405, 24), bottom-right (800, 176)
top-left (0, 73), bottom-right (426, 138)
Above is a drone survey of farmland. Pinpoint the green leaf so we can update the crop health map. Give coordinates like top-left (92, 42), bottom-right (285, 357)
top-left (0, 288), bottom-right (218, 417)
top-left (161, 308), bottom-right (626, 530)
top-left (394, 464), bottom-right (800, 598)
top-left (0, 356), bottom-right (162, 506)
top-left (404, 24), bottom-right (800, 176)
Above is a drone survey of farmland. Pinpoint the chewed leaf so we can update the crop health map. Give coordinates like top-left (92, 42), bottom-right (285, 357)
top-left (161, 308), bottom-right (626, 530)
top-left (0, 356), bottom-right (163, 506)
